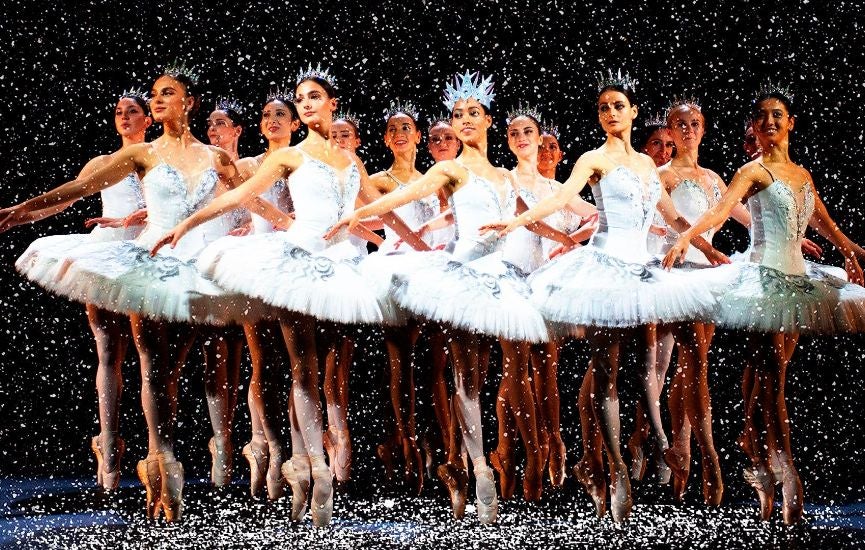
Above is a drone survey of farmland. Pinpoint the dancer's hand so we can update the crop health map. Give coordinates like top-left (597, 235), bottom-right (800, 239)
top-left (704, 247), bottom-right (731, 266)
top-left (84, 216), bottom-right (124, 229)
top-left (548, 240), bottom-right (581, 259)
top-left (801, 238), bottom-right (823, 259)
top-left (845, 255), bottom-right (864, 286)
top-left (662, 237), bottom-right (689, 269)
top-left (122, 208), bottom-right (148, 228)
top-left (229, 222), bottom-right (252, 237)
top-left (648, 224), bottom-right (667, 237)
top-left (478, 219), bottom-right (517, 238)
top-left (324, 213), bottom-right (359, 240)
top-left (0, 205), bottom-right (31, 233)
top-left (150, 221), bottom-right (190, 257)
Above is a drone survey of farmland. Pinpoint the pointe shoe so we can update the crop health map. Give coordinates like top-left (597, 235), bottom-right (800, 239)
top-left (92, 434), bottom-right (125, 491)
top-left (420, 435), bottom-right (435, 481)
top-left (573, 457), bottom-right (607, 518)
top-left (209, 437), bottom-right (232, 488)
top-left (743, 464), bottom-right (776, 521)
top-left (376, 439), bottom-right (396, 481)
top-left (701, 454), bottom-right (724, 506)
top-left (310, 455), bottom-right (334, 527)
top-left (780, 462), bottom-right (804, 525)
top-left (158, 456), bottom-right (184, 522)
top-left (474, 465), bottom-right (499, 525)
top-left (523, 463), bottom-right (543, 503)
top-left (489, 449), bottom-right (516, 500)
top-left (282, 456), bottom-right (311, 521)
top-left (242, 442), bottom-right (268, 498)
top-left (609, 467), bottom-right (633, 523)
top-left (548, 437), bottom-right (567, 488)
top-left (266, 443), bottom-right (285, 501)
top-left (401, 435), bottom-right (423, 494)
top-left (654, 440), bottom-right (672, 485)
top-left (137, 456), bottom-right (162, 520)
top-left (436, 463), bottom-right (468, 519)
top-left (627, 439), bottom-right (647, 481)
top-left (664, 447), bottom-right (691, 502)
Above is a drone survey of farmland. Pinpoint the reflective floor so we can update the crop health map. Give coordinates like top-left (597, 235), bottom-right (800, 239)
top-left (2, 477), bottom-right (864, 548)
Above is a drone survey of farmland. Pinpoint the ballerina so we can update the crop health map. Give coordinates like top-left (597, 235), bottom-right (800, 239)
top-left (663, 83), bottom-right (865, 524)
top-left (484, 70), bottom-right (729, 522)
top-left (2, 89), bottom-right (149, 491)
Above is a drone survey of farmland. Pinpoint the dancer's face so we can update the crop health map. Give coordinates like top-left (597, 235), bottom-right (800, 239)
top-left (743, 125), bottom-right (761, 159)
top-left (260, 100), bottom-right (298, 142)
top-left (427, 123), bottom-right (459, 162)
top-left (384, 114), bottom-right (420, 154)
top-left (752, 98), bottom-right (794, 147)
top-left (206, 110), bottom-right (241, 148)
top-left (642, 128), bottom-right (675, 167)
top-left (331, 120), bottom-right (360, 152)
top-left (149, 76), bottom-right (194, 123)
top-left (597, 90), bottom-right (637, 134)
top-left (538, 134), bottom-right (563, 172)
top-left (506, 116), bottom-right (541, 160)
top-left (451, 98), bottom-right (491, 144)
top-left (668, 106), bottom-right (704, 153)
top-left (114, 97), bottom-right (151, 138)
top-left (294, 80), bottom-right (337, 130)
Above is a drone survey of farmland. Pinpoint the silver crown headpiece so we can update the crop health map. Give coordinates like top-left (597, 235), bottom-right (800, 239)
top-left (666, 96), bottom-right (702, 118)
top-left (163, 59), bottom-right (201, 86)
top-left (296, 63), bottom-right (337, 88)
top-left (644, 112), bottom-right (668, 128)
top-left (120, 87), bottom-right (149, 103)
top-left (335, 109), bottom-right (361, 130)
top-left (215, 96), bottom-right (245, 115)
top-left (596, 68), bottom-right (638, 93)
top-left (443, 71), bottom-right (495, 111)
top-left (427, 112), bottom-right (451, 128)
top-left (756, 80), bottom-right (794, 102)
top-left (265, 85), bottom-right (294, 105)
top-left (384, 99), bottom-right (420, 122)
top-left (540, 118), bottom-right (560, 139)
top-left (506, 102), bottom-right (543, 126)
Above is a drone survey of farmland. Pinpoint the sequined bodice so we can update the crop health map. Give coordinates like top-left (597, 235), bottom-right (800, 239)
top-left (284, 151), bottom-right (360, 252)
top-left (384, 173), bottom-right (440, 245)
top-left (589, 165), bottom-right (662, 263)
top-left (663, 177), bottom-right (722, 264)
top-left (253, 178), bottom-right (293, 234)
top-left (100, 173), bottom-right (145, 218)
top-left (748, 180), bottom-right (814, 275)
top-left (448, 169), bottom-right (517, 262)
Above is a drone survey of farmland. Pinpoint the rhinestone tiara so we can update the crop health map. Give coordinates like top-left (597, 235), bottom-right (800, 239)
top-left (443, 71), bottom-right (495, 111)
top-left (596, 68), bottom-right (637, 94)
top-left (215, 96), bottom-right (244, 115)
top-left (296, 63), bottom-right (337, 88)
top-left (265, 85), bottom-right (294, 105)
top-left (163, 59), bottom-right (201, 86)
top-left (384, 98), bottom-right (420, 122)
top-left (335, 109), bottom-right (361, 129)
top-left (506, 102), bottom-right (543, 126)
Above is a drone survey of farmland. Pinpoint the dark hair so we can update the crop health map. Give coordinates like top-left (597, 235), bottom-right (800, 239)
top-left (214, 106), bottom-right (245, 130)
top-left (118, 93), bottom-right (149, 112)
top-left (598, 84), bottom-right (638, 107)
top-left (297, 76), bottom-right (339, 99)
top-left (633, 123), bottom-right (668, 150)
top-left (159, 72), bottom-right (202, 116)
top-left (264, 96), bottom-right (299, 121)
top-left (751, 91), bottom-right (796, 118)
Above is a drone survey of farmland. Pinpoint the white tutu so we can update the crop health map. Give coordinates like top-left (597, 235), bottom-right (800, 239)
top-left (393, 250), bottom-right (549, 343)
top-left (359, 250), bottom-right (433, 326)
top-left (529, 246), bottom-right (719, 329)
top-left (198, 232), bottom-right (383, 325)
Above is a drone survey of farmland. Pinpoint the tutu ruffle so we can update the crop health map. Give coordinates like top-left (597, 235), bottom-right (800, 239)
top-left (359, 250), bottom-right (432, 326)
top-left (393, 251), bottom-right (549, 343)
top-left (198, 232), bottom-right (383, 325)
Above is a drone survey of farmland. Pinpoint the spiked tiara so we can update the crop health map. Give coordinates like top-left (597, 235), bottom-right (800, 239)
top-left (163, 59), bottom-right (201, 86)
top-left (596, 68), bottom-right (638, 94)
top-left (506, 102), bottom-right (543, 126)
top-left (384, 99), bottom-right (420, 123)
top-left (540, 118), bottom-right (560, 139)
top-left (666, 96), bottom-right (702, 117)
top-left (120, 87), bottom-right (149, 103)
top-left (265, 85), bottom-right (294, 105)
top-left (215, 96), bottom-right (245, 115)
top-left (335, 109), bottom-right (361, 130)
top-left (756, 80), bottom-right (795, 102)
top-left (443, 71), bottom-right (495, 111)
top-left (644, 112), bottom-right (668, 128)
top-left (296, 63), bottom-right (337, 88)
top-left (427, 112), bottom-right (451, 128)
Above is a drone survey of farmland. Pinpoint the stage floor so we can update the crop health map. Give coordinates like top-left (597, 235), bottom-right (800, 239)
top-left (1, 477), bottom-right (864, 548)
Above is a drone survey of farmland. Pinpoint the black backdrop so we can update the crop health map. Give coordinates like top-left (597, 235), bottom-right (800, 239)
top-left (1, 0), bottom-right (864, 505)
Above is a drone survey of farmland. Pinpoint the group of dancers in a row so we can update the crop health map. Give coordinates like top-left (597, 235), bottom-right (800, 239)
top-left (3, 62), bottom-right (865, 528)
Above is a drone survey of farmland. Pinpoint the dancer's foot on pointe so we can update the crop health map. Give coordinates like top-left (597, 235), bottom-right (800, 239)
top-left (310, 454), bottom-right (334, 527)
top-left (548, 435), bottom-right (567, 488)
top-left (325, 428), bottom-right (352, 484)
top-left (282, 455), bottom-right (311, 521)
top-left (664, 447), bottom-right (691, 502)
top-left (242, 441), bottom-right (268, 498)
top-left (489, 448), bottom-right (516, 500)
top-left (627, 435), bottom-right (647, 481)
top-left (701, 453), bottom-right (724, 506)
top-left (779, 459), bottom-right (803, 525)
top-left (266, 442), bottom-right (285, 500)
top-left (157, 454), bottom-right (184, 522)
top-left (473, 458), bottom-right (498, 525)
top-left (420, 434), bottom-right (435, 481)
top-left (523, 456), bottom-right (544, 503)
top-left (436, 462), bottom-right (468, 519)
top-left (573, 455), bottom-right (607, 518)
top-left (743, 463), bottom-right (776, 521)
top-left (376, 437), bottom-right (396, 481)
top-left (92, 433), bottom-right (125, 491)
top-left (137, 454), bottom-right (162, 520)
top-left (401, 434), bottom-right (424, 495)
top-left (609, 463), bottom-right (632, 523)
top-left (653, 438), bottom-right (671, 485)
top-left (208, 436), bottom-right (232, 488)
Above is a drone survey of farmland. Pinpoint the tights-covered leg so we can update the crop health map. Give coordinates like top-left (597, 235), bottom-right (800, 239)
top-left (531, 340), bottom-right (565, 487)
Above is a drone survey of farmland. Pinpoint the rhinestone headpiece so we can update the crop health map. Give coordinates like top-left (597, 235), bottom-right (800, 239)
top-left (120, 87), bottom-right (149, 103)
top-left (427, 112), bottom-right (451, 128)
top-left (296, 63), bottom-right (337, 88)
top-left (443, 71), bottom-right (495, 111)
top-left (540, 118), bottom-right (560, 140)
top-left (756, 80), bottom-right (795, 102)
top-left (666, 96), bottom-right (702, 117)
top-left (215, 96), bottom-right (245, 115)
top-left (596, 68), bottom-right (638, 94)
top-left (644, 112), bottom-right (668, 128)
top-left (335, 109), bottom-right (361, 130)
top-left (265, 85), bottom-right (294, 105)
top-left (384, 99), bottom-right (420, 123)
top-left (506, 102), bottom-right (543, 126)
top-left (163, 59), bottom-right (201, 86)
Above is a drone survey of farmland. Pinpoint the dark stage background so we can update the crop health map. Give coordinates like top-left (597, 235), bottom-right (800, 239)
top-left (1, 0), bottom-right (864, 507)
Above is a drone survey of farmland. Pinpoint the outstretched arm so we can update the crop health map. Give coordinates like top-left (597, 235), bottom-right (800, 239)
top-left (656, 186), bottom-right (730, 265)
top-left (806, 178), bottom-right (864, 284)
